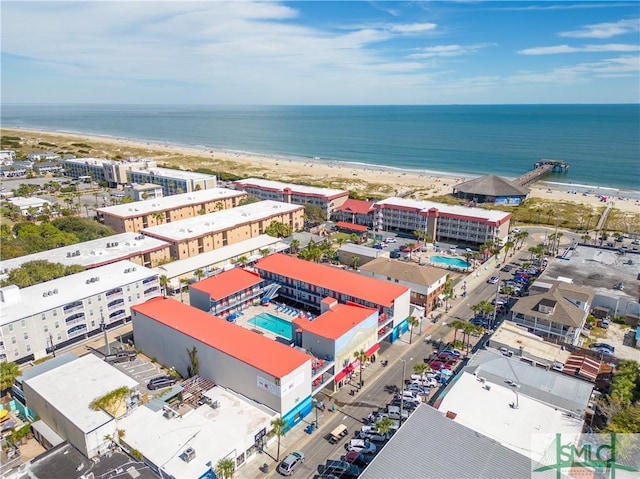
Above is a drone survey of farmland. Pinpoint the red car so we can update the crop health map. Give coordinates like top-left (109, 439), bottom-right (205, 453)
top-left (429, 360), bottom-right (452, 371)
top-left (437, 352), bottom-right (457, 363)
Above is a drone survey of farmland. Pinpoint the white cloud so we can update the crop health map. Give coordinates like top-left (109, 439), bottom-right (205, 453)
top-left (508, 55), bottom-right (639, 84)
top-left (388, 22), bottom-right (438, 34)
top-left (407, 43), bottom-right (492, 58)
top-left (559, 18), bottom-right (640, 38)
top-left (519, 43), bottom-right (640, 55)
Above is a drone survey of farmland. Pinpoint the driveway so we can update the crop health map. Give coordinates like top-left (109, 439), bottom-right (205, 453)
top-left (596, 323), bottom-right (640, 362)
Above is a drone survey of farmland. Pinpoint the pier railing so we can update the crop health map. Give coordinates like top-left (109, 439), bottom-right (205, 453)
top-left (514, 159), bottom-right (569, 186)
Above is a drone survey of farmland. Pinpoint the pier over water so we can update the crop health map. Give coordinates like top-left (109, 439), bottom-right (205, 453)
top-left (515, 159), bottom-right (570, 186)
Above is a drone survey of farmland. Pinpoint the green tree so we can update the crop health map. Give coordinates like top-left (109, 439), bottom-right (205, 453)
top-left (376, 416), bottom-right (395, 436)
top-left (238, 195), bottom-right (260, 206)
top-left (236, 255), bottom-right (248, 267)
top-left (215, 458), bottom-right (235, 479)
top-left (354, 349), bottom-right (368, 388)
top-left (290, 239), bottom-right (300, 255)
top-left (159, 275), bottom-right (170, 296)
top-left (471, 300), bottom-right (494, 319)
top-left (0, 361), bottom-right (20, 392)
top-left (442, 276), bottom-right (454, 311)
top-left (179, 277), bottom-right (190, 302)
top-left (450, 319), bottom-right (467, 345)
top-left (503, 240), bottom-right (515, 262)
top-left (51, 216), bottom-right (114, 241)
top-left (413, 362), bottom-right (431, 377)
top-left (269, 416), bottom-right (288, 461)
top-left (304, 204), bottom-right (327, 225)
top-left (152, 212), bottom-right (165, 225)
top-left (194, 269), bottom-right (205, 282)
top-left (351, 255), bottom-right (360, 270)
top-left (187, 346), bottom-right (199, 377)
top-left (407, 316), bottom-right (419, 344)
top-left (1, 260), bottom-right (84, 288)
top-left (265, 221), bottom-right (293, 238)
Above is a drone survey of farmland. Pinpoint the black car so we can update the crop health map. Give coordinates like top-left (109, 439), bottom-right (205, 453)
top-left (500, 264), bottom-right (513, 272)
top-left (147, 375), bottom-right (178, 390)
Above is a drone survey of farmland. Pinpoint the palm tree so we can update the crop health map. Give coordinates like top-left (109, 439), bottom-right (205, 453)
top-left (179, 278), bottom-right (190, 302)
top-left (442, 276), bottom-right (454, 311)
top-left (503, 240), bottom-right (515, 262)
top-left (0, 361), bottom-right (20, 392)
top-left (351, 255), bottom-right (360, 270)
top-left (413, 362), bottom-right (431, 378)
top-left (152, 211), bottom-right (165, 225)
top-left (406, 242), bottom-right (416, 260)
top-left (461, 322), bottom-right (483, 355)
top-left (376, 417), bottom-right (395, 436)
top-left (407, 316), bottom-right (419, 344)
top-left (354, 349), bottom-right (368, 388)
top-left (269, 417), bottom-right (288, 461)
top-left (290, 239), bottom-right (300, 255)
top-left (159, 275), bottom-right (170, 296)
top-left (450, 319), bottom-right (467, 346)
top-left (236, 255), bottom-right (248, 267)
top-left (215, 458), bottom-right (235, 479)
top-left (471, 300), bottom-right (494, 319)
top-left (194, 269), bottom-right (205, 282)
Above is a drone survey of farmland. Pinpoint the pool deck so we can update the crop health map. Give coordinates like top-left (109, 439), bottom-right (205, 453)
top-left (232, 302), bottom-right (307, 340)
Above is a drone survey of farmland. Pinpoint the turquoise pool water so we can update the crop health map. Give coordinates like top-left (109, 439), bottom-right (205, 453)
top-left (248, 313), bottom-right (293, 340)
top-left (431, 256), bottom-right (471, 268)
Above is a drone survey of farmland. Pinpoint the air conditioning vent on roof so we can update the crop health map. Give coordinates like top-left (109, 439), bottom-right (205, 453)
top-left (181, 448), bottom-right (196, 463)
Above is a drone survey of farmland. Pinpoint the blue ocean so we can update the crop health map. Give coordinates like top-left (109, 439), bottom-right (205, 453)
top-left (2, 104), bottom-right (638, 192)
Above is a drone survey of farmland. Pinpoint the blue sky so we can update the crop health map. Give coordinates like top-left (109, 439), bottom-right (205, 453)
top-left (2, 1), bottom-right (639, 104)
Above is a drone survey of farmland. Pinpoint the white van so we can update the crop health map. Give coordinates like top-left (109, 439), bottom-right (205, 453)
top-left (386, 405), bottom-right (410, 420)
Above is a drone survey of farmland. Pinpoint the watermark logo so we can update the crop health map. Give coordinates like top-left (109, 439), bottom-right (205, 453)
top-left (532, 433), bottom-right (639, 479)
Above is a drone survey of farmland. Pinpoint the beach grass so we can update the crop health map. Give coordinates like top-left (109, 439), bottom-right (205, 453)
top-left (604, 209), bottom-right (640, 235)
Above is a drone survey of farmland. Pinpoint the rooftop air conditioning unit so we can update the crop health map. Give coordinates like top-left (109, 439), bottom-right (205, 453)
top-left (54, 289), bottom-right (58, 294)
top-left (182, 448), bottom-right (196, 463)
top-left (42, 292), bottom-right (48, 297)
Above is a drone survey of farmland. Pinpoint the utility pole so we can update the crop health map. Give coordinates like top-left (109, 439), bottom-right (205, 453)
top-left (399, 359), bottom-right (407, 427)
top-left (101, 313), bottom-right (110, 355)
top-left (49, 333), bottom-right (56, 357)
top-left (490, 274), bottom-right (501, 330)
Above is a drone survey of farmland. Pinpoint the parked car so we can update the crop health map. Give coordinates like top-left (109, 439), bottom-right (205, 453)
top-left (613, 282), bottom-right (624, 290)
top-left (590, 342), bottom-right (615, 353)
top-left (385, 237), bottom-right (397, 243)
top-left (324, 459), bottom-right (361, 479)
top-left (346, 439), bottom-right (377, 454)
top-left (501, 264), bottom-right (513, 272)
top-left (277, 451), bottom-right (305, 476)
top-left (356, 430), bottom-right (390, 442)
top-left (487, 276), bottom-right (499, 284)
top-left (470, 317), bottom-right (488, 327)
top-left (342, 451), bottom-right (373, 468)
top-left (146, 375), bottom-right (177, 390)
top-left (390, 398), bottom-right (419, 410)
top-left (104, 350), bottom-right (137, 363)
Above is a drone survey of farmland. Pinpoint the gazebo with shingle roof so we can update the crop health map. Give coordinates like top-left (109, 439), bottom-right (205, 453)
top-left (453, 174), bottom-right (530, 205)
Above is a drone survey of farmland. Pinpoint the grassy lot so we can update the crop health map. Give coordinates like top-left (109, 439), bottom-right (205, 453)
top-left (604, 208), bottom-right (640, 236)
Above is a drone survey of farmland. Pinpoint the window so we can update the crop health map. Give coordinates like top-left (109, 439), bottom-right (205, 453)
top-left (26, 345), bottom-right (31, 352)
top-left (55, 322), bottom-right (59, 329)
top-left (44, 325), bottom-right (48, 332)
top-left (53, 310), bottom-right (57, 316)
top-left (21, 320), bottom-right (26, 328)
top-left (14, 350), bottom-right (19, 357)
top-left (57, 333), bottom-right (62, 341)
top-left (11, 337), bottom-right (16, 344)
top-left (23, 332), bottom-right (28, 340)
top-left (41, 313), bottom-right (46, 320)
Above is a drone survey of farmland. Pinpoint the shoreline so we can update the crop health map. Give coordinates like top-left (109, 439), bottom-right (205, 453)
top-left (3, 126), bottom-right (640, 213)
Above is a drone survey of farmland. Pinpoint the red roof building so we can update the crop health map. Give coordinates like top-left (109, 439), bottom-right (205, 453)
top-left (331, 199), bottom-right (375, 228)
top-left (132, 297), bottom-right (310, 379)
top-left (335, 221), bottom-right (368, 233)
top-left (189, 268), bottom-right (265, 316)
top-left (256, 253), bottom-right (409, 309)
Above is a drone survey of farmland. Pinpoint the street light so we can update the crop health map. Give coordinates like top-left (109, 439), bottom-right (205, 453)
top-left (398, 359), bottom-right (411, 427)
top-left (490, 273), bottom-right (501, 330)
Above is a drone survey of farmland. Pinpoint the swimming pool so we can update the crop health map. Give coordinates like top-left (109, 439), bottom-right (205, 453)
top-left (431, 256), bottom-right (471, 268)
top-left (248, 313), bottom-right (293, 340)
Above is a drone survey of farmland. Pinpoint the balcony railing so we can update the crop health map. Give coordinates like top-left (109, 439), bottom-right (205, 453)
top-left (65, 317), bottom-right (87, 327)
top-left (67, 326), bottom-right (88, 339)
top-left (63, 304), bottom-right (84, 315)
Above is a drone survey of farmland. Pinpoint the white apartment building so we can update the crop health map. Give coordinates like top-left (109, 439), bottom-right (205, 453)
top-left (233, 178), bottom-right (349, 219)
top-left (373, 197), bottom-right (512, 245)
top-left (64, 158), bottom-right (158, 186)
top-left (0, 233), bottom-right (171, 279)
top-left (124, 183), bottom-right (164, 201)
top-left (128, 167), bottom-right (217, 196)
top-left (0, 260), bottom-right (159, 363)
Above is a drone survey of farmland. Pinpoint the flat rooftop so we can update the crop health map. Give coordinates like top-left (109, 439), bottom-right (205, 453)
top-left (0, 233), bottom-right (169, 276)
top-left (96, 188), bottom-right (244, 218)
top-left (24, 355), bottom-right (138, 434)
top-left (118, 387), bottom-right (275, 479)
top-left (294, 303), bottom-right (376, 340)
top-left (437, 372), bottom-right (583, 462)
top-left (256, 253), bottom-right (409, 308)
top-left (0, 260), bottom-right (157, 326)
top-left (8, 196), bottom-right (51, 208)
top-left (142, 200), bottom-right (303, 241)
top-left (131, 166), bottom-right (215, 181)
top-left (235, 178), bottom-right (349, 198)
top-left (132, 298), bottom-right (311, 378)
top-left (543, 245), bottom-right (640, 302)
top-left (490, 322), bottom-right (571, 364)
top-left (154, 234), bottom-right (288, 282)
top-left (191, 268), bottom-right (263, 301)
top-left (376, 196), bottom-right (511, 223)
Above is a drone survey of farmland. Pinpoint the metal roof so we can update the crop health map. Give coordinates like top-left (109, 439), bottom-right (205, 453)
top-left (464, 349), bottom-right (593, 414)
top-left (360, 404), bottom-right (533, 479)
